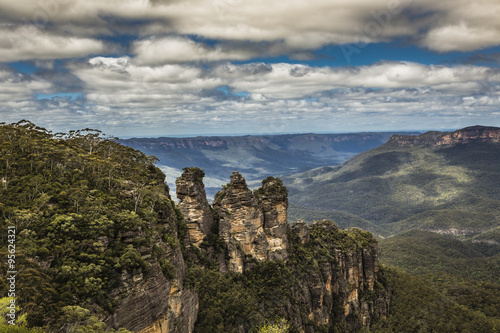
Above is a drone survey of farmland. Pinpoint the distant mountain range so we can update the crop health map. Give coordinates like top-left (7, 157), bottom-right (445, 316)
top-left (284, 125), bottom-right (500, 241)
top-left (118, 131), bottom-right (419, 198)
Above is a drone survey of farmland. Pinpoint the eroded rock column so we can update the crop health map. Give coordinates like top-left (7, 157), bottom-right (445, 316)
top-left (213, 172), bottom-right (266, 272)
top-left (176, 168), bottom-right (214, 247)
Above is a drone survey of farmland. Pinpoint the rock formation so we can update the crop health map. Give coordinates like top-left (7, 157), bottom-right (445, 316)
top-left (389, 125), bottom-right (500, 146)
top-left (256, 176), bottom-right (289, 262)
top-left (106, 251), bottom-right (198, 333)
top-left (289, 221), bottom-right (390, 331)
top-left (105, 197), bottom-right (199, 333)
top-left (213, 172), bottom-right (289, 273)
top-left (108, 171), bottom-right (389, 332)
top-left (176, 168), bottom-right (214, 246)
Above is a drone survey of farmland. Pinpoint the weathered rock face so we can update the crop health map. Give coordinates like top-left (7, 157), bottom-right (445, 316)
top-left (176, 168), bottom-right (214, 246)
top-left (256, 176), bottom-right (289, 262)
top-left (213, 172), bottom-right (266, 273)
top-left (105, 202), bottom-right (199, 333)
top-left (290, 221), bottom-right (390, 331)
top-left (106, 248), bottom-right (198, 333)
top-left (106, 171), bottom-right (388, 332)
top-left (213, 172), bottom-right (289, 273)
top-left (389, 125), bottom-right (500, 147)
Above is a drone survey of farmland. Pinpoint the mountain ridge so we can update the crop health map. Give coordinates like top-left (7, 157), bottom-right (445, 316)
top-left (285, 125), bottom-right (500, 239)
top-left (389, 125), bottom-right (500, 147)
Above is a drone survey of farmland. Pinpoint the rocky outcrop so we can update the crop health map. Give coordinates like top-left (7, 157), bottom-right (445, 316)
top-left (256, 176), bottom-right (289, 261)
top-left (105, 202), bottom-right (199, 333)
top-left (108, 171), bottom-right (389, 332)
top-left (176, 168), bottom-right (214, 246)
top-left (290, 221), bottom-right (390, 331)
top-left (213, 172), bottom-right (289, 273)
top-left (389, 125), bottom-right (500, 147)
top-left (106, 251), bottom-right (198, 333)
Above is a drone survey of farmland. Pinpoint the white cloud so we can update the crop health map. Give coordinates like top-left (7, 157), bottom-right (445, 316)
top-left (3, 58), bottom-right (498, 137)
top-left (213, 62), bottom-right (498, 98)
top-left (0, 26), bottom-right (106, 62)
top-left (422, 22), bottom-right (500, 52)
top-left (16, 58), bottom-right (489, 136)
top-left (132, 37), bottom-right (257, 65)
top-left (1, 0), bottom-right (500, 61)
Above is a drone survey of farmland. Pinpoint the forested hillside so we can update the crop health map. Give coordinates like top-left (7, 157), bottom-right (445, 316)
top-left (285, 126), bottom-right (500, 332)
top-left (0, 120), bottom-right (194, 332)
top-left (285, 126), bottom-right (500, 239)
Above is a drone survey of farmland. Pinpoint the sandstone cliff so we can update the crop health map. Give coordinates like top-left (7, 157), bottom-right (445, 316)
top-left (389, 125), bottom-right (500, 146)
top-left (105, 195), bottom-right (199, 333)
top-left (212, 172), bottom-right (289, 273)
top-left (107, 170), bottom-right (389, 332)
top-left (175, 171), bottom-right (389, 332)
top-left (289, 221), bottom-right (390, 331)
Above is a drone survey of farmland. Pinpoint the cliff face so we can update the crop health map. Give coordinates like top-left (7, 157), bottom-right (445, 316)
top-left (290, 221), bottom-right (389, 331)
top-left (105, 170), bottom-right (388, 333)
top-left (106, 249), bottom-right (198, 333)
top-left (121, 133), bottom-right (401, 150)
top-left (212, 172), bottom-right (289, 273)
top-left (105, 200), bottom-right (199, 333)
top-left (256, 177), bottom-right (289, 262)
top-left (175, 171), bottom-right (389, 331)
top-left (389, 125), bottom-right (500, 146)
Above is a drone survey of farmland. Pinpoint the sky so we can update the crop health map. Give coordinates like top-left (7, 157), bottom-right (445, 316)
top-left (1, 0), bottom-right (500, 137)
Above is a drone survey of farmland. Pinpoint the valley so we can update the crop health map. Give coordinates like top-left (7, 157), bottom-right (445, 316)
top-left (118, 131), bottom-right (419, 200)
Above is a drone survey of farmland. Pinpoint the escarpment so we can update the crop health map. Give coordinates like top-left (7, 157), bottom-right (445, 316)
top-left (175, 170), bottom-right (390, 332)
top-left (105, 191), bottom-right (199, 333)
top-left (287, 221), bottom-right (390, 331)
top-left (390, 125), bottom-right (500, 146)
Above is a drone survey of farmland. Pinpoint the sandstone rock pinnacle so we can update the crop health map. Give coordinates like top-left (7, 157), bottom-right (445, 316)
top-left (176, 167), bottom-right (214, 247)
top-left (213, 172), bottom-right (289, 273)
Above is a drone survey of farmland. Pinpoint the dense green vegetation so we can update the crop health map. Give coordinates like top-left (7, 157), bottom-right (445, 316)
top-left (0, 121), bottom-right (178, 331)
top-left (373, 231), bottom-right (500, 332)
top-left (285, 131), bottom-right (500, 332)
top-left (371, 268), bottom-right (500, 332)
top-left (380, 230), bottom-right (500, 282)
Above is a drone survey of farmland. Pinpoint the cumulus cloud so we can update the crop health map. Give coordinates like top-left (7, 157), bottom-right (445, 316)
top-left (0, 26), bottom-right (107, 62)
top-left (132, 37), bottom-right (258, 65)
top-left (1, 0), bottom-right (500, 61)
top-left (422, 22), bottom-right (500, 53)
top-left (21, 58), bottom-right (490, 136)
top-left (212, 62), bottom-right (500, 98)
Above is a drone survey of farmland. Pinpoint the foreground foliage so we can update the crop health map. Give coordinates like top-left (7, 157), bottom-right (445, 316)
top-left (0, 121), bottom-right (171, 331)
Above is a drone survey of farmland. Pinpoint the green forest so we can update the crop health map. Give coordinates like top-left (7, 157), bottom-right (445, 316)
top-left (1, 121), bottom-right (499, 332)
top-left (0, 120), bottom-right (176, 332)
